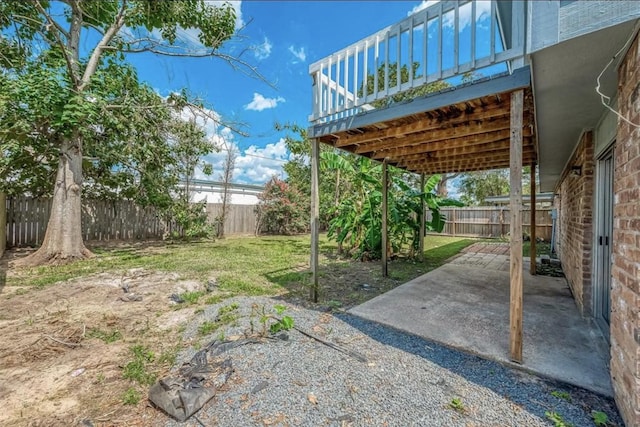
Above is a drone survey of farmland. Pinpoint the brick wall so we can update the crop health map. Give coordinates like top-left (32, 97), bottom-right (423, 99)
top-left (555, 131), bottom-right (595, 316)
top-left (611, 31), bottom-right (640, 427)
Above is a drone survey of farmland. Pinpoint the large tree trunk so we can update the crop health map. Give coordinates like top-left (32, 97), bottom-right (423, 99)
top-left (15, 137), bottom-right (93, 266)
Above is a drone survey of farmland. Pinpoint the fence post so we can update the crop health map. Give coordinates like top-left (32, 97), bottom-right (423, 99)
top-left (451, 208), bottom-right (457, 236)
top-left (0, 193), bottom-right (5, 257)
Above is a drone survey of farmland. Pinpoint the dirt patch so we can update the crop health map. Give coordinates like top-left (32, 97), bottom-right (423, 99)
top-left (0, 267), bottom-right (211, 426)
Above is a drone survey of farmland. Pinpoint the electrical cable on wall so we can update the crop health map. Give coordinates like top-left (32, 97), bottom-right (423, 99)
top-left (595, 29), bottom-right (640, 129)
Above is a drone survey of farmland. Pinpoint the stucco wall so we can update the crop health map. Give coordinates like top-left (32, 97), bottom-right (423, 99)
top-left (611, 30), bottom-right (640, 427)
top-left (555, 131), bottom-right (595, 316)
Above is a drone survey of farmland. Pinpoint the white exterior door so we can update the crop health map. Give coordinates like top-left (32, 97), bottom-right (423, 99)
top-left (595, 148), bottom-right (614, 339)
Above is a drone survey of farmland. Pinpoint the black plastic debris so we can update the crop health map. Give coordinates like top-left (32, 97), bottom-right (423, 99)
top-left (169, 293), bottom-right (185, 304)
top-left (149, 338), bottom-right (259, 422)
top-left (205, 279), bottom-right (218, 292)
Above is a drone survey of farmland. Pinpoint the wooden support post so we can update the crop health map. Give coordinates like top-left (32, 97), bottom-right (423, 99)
top-left (419, 174), bottom-right (425, 262)
top-left (310, 138), bottom-right (320, 303)
top-left (530, 164), bottom-right (537, 275)
top-left (0, 192), bottom-right (5, 258)
top-left (509, 90), bottom-right (524, 363)
top-left (382, 159), bottom-right (388, 277)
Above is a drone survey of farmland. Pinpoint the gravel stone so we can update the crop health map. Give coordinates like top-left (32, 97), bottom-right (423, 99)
top-left (165, 296), bottom-right (622, 427)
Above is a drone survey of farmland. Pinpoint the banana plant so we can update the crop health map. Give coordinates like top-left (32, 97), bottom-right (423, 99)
top-left (323, 151), bottom-right (463, 260)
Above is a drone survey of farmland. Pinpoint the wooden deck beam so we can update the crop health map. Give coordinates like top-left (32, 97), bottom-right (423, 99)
top-left (406, 151), bottom-right (536, 172)
top-left (509, 89), bottom-right (524, 364)
top-left (333, 102), bottom-right (512, 147)
top-left (354, 117), bottom-right (517, 155)
top-left (370, 129), bottom-right (534, 160)
top-left (395, 144), bottom-right (536, 167)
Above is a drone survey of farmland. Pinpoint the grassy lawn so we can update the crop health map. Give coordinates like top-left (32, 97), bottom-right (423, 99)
top-left (6, 234), bottom-right (476, 307)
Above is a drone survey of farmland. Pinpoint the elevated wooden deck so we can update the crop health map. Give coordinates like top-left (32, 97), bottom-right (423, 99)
top-left (307, 1), bottom-right (536, 364)
top-left (309, 67), bottom-right (536, 175)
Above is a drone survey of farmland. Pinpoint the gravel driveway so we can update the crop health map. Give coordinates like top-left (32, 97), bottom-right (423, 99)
top-left (165, 296), bottom-right (622, 427)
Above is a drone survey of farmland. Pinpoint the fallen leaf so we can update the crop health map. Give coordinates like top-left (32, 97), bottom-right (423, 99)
top-left (307, 392), bottom-right (318, 405)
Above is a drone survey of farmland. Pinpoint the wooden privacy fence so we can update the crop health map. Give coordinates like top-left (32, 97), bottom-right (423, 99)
top-left (206, 204), bottom-right (257, 236)
top-left (434, 207), bottom-right (553, 241)
top-left (4, 197), bottom-right (258, 248)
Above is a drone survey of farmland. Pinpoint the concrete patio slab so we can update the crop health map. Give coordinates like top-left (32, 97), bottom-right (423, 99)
top-left (349, 252), bottom-right (613, 396)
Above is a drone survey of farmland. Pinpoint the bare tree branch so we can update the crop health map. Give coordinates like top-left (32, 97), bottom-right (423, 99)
top-left (118, 38), bottom-right (274, 89)
top-left (33, 0), bottom-right (70, 38)
top-left (78, 0), bottom-right (128, 91)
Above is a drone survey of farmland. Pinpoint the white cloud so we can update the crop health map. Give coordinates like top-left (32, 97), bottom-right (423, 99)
top-left (179, 106), bottom-right (289, 185)
top-left (244, 92), bottom-right (285, 112)
top-left (199, 138), bottom-right (290, 184)
top-left (288, 45), bottom-right (307, 63)
top-left (408, 0), bottom-right (491, 30)
top-left (408, 0), bottom-right (440, 16)
top-left (252, 36), bottom-right (273, 60)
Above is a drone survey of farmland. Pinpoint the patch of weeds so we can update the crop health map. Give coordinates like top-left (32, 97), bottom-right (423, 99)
top-left (591, 411), bottom-right (609, 427)
top-left (250, 303), bottom-right (295, 336)
top-left (194, 308), bottom-right (204, 315)
top-left (205, 295), bottom-right (224, 305)
top-left (122, 345), bottom-right (156, 386)
top-left (198, 303), bottom-right (240, 336)
top-left (122, 387), bottom-right (141, 405)
top-left (95, 373), bottom-right (106, 384)
top-left (326, 300), bottom-right (343, 311)
top-left (198, 320), bottom-right (217, 336)
top-left (179, 290), bottom-right (206, 305)
top-left (158, 347), bottom-right (179, 367)
top-left (550, 390), bottom-right (572, 402)
top-left (87, 328), bottom-right (122, 344)
top-left (14, 288), bottom-right (29, 296)
top-left (448, 397), bottom-right (465, 413)
top-left (545, 411), bottom-right (573, 427)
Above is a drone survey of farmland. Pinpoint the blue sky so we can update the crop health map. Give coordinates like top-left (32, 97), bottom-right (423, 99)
top-left (120, 1), bottom-right (430, 184)
top-left (125, 1), bottom-right (494, 186)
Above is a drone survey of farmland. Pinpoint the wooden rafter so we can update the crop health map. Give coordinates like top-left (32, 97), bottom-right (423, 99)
top-left (330, 101), bottom-right (512, 147)
top-left (410, 155), bottom-right (536, 175)
top-left (354, 117), bottom-right (515, 155)
top-left (314, 87), bottom-right (536, 179)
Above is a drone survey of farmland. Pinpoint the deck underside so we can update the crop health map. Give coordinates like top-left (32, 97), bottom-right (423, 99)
top-left (309, 67), bottom-right (537, 175)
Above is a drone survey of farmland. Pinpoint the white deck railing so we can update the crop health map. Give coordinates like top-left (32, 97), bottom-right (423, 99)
top-left (309, 0), bottom-right (526, 123)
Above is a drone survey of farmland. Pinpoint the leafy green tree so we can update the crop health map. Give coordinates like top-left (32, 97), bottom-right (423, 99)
top-left (360, 62), bottom-right (451, 108)
top-left (0, 1), bottom-right (241, 266)
top-left (457, 167), bottom-right (533, 206)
